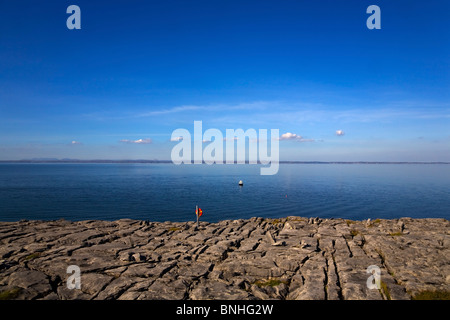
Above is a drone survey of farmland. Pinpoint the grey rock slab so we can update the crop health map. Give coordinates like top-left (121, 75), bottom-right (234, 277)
top-left (250, 284), bottom-right (271, 299)
top-left (57, 285), bottom-right (92, 300)
top-left (189, 279), bottom-right (250, 300)
top-left (239, 238), bottom-right (260, 252)
top-left (94, 277), bottom-right (136, 300)
top-left (104, 266), bottom-right (127, 278)
top-left (120, 263), bottom-right (157, 278)
top-left (7, 269), bottom-right (52, 299)
top-left (138, 278), bottom-right (188, 300)
top-left (78, 273), bottom-right (114, 296)
top-left (56, 229), bottom-right (106, 245)
top-left (177, 262), bottom-right (213, 280)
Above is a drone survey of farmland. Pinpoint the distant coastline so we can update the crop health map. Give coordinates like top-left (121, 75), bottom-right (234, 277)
top-left (0, 159), bottom-right (449, 164)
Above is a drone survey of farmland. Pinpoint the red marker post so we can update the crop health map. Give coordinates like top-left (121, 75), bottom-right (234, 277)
top-left (195, 205), bottom-right (203, 229)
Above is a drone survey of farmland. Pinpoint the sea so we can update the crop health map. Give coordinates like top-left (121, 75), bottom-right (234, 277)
top-left (0, 163), bottom-right (449, 222)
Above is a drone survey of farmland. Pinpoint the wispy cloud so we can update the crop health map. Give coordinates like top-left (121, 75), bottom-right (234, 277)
top-left (82, 101), bottom-right (277, 121)
top-left (119, 138), bottom-right (152, 144)
top-left (135, 101), bottom-right (274, 118)
top-left (70, 140), bottom-right (82, 145)
top-left (210, 101), bottom-right (450, 126)
top-left (137, 105), bottom-right (204, 117)
top-left (170, 136), bottom-right (184, 142)
top-left (80, 99), bottom-right (450, 128)
top-left (335, 130), bottom-right (345, 136)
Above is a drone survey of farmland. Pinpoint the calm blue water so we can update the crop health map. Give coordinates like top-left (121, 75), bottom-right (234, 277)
top-left (0, 163), bottom-right (449, 222)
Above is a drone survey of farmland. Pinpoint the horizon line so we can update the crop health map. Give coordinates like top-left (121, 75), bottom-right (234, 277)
top-left (1, 159), bottom-right (449, 165)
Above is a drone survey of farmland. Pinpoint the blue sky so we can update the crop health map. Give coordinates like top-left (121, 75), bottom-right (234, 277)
top-left (0, 0), bottom-right (449, 161)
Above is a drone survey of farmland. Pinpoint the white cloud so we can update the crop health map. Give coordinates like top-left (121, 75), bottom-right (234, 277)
top-left (279, 132), bottom-right (301, 141)
top-left (278, 132), bottom-right (315, 142)
top-left (71, 141), bottom-right (82, 145)
top-left (170, 136), bottom-right (184, 142)
top-left (336, 130), bottom-right (345, 136)
top-left (119, 138), bottom-right (152, 144)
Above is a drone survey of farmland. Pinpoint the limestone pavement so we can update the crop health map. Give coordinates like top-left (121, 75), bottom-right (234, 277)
top-left (0, 217), bottom-right (448, 300)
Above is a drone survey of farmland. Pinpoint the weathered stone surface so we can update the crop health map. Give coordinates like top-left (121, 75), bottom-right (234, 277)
top-left (138, 278), bottom-right (189, 300)
top-left (94, 277), bottom-right (136, 300)
top-left (0, 217), bottom-right (448, 300)
top-left (190, 279), bottom-right (251, 300)
top-left (6, 269), bottom-right (52, 299)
